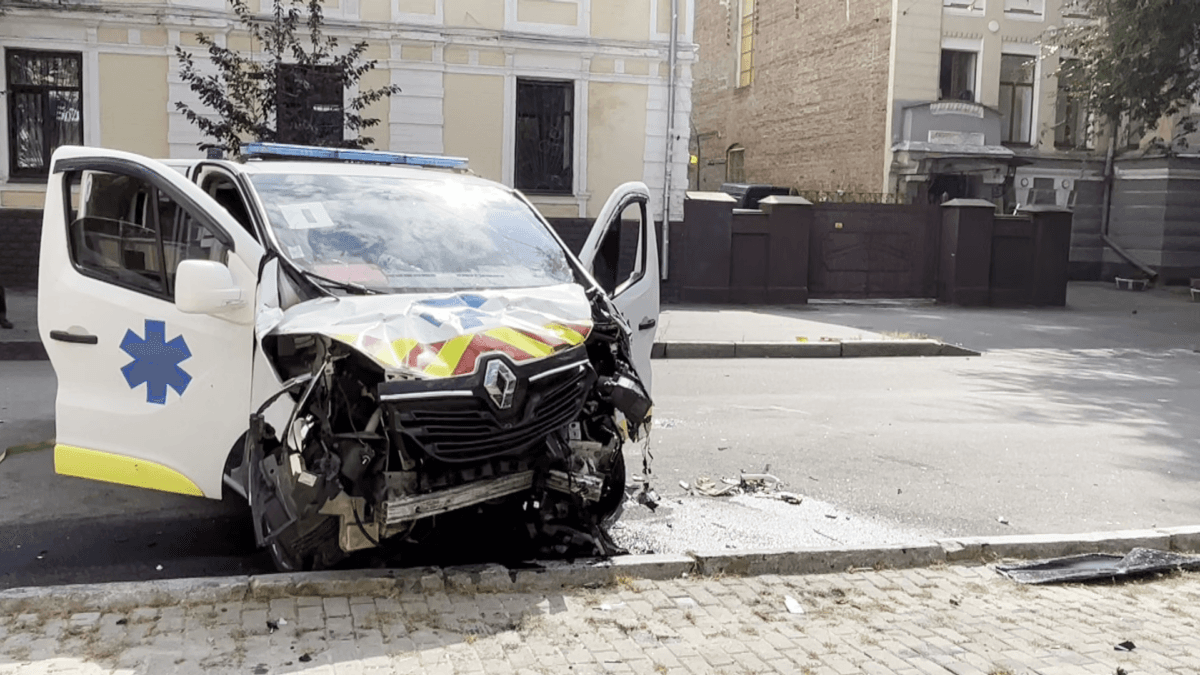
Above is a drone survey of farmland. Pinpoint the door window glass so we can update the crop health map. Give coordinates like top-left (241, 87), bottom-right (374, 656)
top-left (66, 170), bottom-right (230, 299)
top-left (594, 201), bottom-right (645, 296)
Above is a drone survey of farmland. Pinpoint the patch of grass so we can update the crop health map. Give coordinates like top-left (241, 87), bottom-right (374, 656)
top-left (613, 575), bottom-right (638, 592)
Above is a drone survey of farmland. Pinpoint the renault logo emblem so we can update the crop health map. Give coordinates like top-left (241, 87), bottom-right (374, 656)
top-left (484, 360), bottom-right (517, 409)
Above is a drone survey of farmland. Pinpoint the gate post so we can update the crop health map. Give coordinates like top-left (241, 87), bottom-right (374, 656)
top-left (680, 191), bottom-right (736, 303)
top-left (1017, 204), bottom-right (1073, 307)
top-left (758, 195), bottom-right (812, 304)
top-left (939, 198), bottom-right (996, 306)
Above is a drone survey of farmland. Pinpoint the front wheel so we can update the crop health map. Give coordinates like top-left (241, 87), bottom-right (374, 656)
top-left (592, 450), bottom-right (627, 528)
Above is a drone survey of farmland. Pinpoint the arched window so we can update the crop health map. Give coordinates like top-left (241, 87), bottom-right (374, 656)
top-left (726, 145), bottom-right (745, 183)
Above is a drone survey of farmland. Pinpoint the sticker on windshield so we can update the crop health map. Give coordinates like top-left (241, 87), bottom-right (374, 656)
top-left (288, 245), bottom-right (305, 259)
top-left (279, 202), bottom-right (335, 230)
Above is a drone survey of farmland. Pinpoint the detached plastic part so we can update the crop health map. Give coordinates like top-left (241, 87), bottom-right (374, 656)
top-left (996, 547), bottom-right (1200, 584)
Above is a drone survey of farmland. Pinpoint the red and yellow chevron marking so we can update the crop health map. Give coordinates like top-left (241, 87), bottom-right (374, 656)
top-left (330, 322), bottom-right (592, 377)
top-left (421, 322), bottom-right (592, 377)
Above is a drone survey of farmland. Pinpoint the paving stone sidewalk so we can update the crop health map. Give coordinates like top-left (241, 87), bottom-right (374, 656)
top-left (3, 563), bottom-right (1200, 675)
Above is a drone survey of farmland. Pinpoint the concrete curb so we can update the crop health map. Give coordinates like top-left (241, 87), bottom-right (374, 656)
top-left (653, 339), bottom-right (981, 358)
top-left (3, 526), bottom-right (1198, 611)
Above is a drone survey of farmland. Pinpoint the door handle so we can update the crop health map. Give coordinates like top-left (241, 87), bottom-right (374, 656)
top-left (50, 330), bottom-right (98, 345)
top-left (638, 318), bottom-right (657, 331)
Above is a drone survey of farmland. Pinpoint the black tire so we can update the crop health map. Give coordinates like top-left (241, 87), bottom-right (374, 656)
top-left (265, 515), bottom-right (342, 572)
top-left (593, 450), bottom-right (627, 528)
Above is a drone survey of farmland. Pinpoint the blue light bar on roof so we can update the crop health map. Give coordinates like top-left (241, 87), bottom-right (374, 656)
top-left (241, 142), bottom-right (469, 170)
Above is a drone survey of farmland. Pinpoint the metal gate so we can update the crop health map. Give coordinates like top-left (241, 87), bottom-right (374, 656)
top-left (807, 204), bottom-right (941, 298)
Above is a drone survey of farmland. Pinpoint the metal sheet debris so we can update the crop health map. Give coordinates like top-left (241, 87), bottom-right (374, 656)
top-left (996, 548), bottom-right (1200, 584)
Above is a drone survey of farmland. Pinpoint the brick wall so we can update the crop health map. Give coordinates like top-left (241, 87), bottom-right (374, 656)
top-left (0, 209), bottom-right (42, 289)
top-left (691, 0), bottom-right (892, 192)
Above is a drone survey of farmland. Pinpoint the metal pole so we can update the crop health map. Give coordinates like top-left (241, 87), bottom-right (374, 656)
top-left (660, 0), bottom-right (679, 280)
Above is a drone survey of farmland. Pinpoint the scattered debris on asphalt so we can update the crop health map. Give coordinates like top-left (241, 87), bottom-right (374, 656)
top-left (1114, 641), bottom-right (1136, 651)
top-left (998, 516), bottom-right (1010, 525)
top-left (996, 548), bottom-right (1200, 584)
top-left (115, 618), bottom-right (128, 626)
top-left (298, 654), bottom-right (313, 663)
top-left (784, 596), bottom-right (804, 615)
top-left (686, 471), bottom-right (788, 499)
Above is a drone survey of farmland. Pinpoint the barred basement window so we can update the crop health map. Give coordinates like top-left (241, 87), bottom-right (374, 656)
top-left (515, 79), bottom-right (574, 195)
top-left (6, 49), bottom-right (84, 179)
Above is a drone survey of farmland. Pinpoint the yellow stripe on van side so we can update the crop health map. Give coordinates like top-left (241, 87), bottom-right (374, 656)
top-left (55, 444), bottom-right (204, 497)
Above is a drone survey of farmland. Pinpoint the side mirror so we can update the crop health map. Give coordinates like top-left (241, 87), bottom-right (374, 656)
top-left (175, 259), bottom-right (244, 314)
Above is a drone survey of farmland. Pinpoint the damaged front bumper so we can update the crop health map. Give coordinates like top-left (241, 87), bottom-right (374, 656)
top-left (239, 286), bottom-right (653, 571)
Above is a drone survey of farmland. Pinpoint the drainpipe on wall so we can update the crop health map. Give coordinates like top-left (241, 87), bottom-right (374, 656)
top-left (1099, 123), bottom-right (1158, 281)
top-left (660, 0), bottom-right (679, 281)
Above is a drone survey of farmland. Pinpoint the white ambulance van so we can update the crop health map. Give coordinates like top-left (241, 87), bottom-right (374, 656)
top-left (39, 143), bottom-right (659, 570)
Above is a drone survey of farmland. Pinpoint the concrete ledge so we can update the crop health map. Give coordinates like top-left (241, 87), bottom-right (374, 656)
top-left (1158, 525), bottom-right (1200, 552)
top-left (660, 341), bottom-right (737, 358)
top-left (734, 341), bottom-right (841, 358)
top-left (690, 544), bottom-right (945, 576)
top-left (0, 576), bottom-right (250, 613)
top-left (512, 554), bottom-right (695, 591)
top-left (939, 529), bottom-right (1173, 563)
top-left (5, 528), bottom-right (1200, 609)
top-left (652, 340), bottom-right (980, 359)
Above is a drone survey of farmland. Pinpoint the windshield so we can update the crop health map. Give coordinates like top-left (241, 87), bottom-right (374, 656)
top-left (249, 172), bottom-right (576, 292)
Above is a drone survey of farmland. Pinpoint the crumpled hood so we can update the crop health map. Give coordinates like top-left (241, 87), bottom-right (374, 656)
top-left (271, 283), bottom-right (594, 378)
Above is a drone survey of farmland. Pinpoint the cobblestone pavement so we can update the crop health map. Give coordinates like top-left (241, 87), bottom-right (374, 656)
top-left (2, 564), bottom-right (1199, 674)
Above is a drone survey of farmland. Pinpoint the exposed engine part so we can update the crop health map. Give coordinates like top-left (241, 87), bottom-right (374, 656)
top-left (241, 290), bottom-right (653, 571)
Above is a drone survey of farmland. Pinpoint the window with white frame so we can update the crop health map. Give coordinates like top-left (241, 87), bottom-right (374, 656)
top-left (5, 49), bottom-right (84, 179)
top-left (999, 54), bottom-right (1035, 144)
top-left (1005, 0), bottom-right (1045, 17)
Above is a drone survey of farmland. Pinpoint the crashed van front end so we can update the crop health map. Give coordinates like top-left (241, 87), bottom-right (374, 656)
top-left (241, 283), bottom-right (652, 571)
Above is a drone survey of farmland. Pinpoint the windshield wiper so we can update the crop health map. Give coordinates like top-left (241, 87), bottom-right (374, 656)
top-left (299, 269), bottom-right (382, 296)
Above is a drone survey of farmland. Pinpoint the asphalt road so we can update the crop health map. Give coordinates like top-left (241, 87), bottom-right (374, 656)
top-left (3, 283), bottom-right (1199, 587)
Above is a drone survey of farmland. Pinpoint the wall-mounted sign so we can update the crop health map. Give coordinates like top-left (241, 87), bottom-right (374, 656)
top-left (930, 102), bottom-right (986, 118)
top-left (929, 130), bottom-right (986, 146)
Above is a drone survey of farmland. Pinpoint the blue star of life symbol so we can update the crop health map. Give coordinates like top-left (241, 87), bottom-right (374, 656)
top-left (119, 319), bottom-right (192, 405)
top-left (417, 294), bottom-right (489, 330)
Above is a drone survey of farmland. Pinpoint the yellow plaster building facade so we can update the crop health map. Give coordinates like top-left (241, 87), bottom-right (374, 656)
top-left (0, 0), bottom-right (696, 222)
